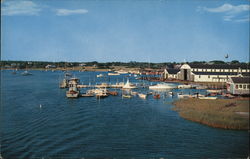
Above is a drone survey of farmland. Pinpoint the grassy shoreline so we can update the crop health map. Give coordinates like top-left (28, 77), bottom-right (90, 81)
top-left (172, 98), bottom-right (249, 130)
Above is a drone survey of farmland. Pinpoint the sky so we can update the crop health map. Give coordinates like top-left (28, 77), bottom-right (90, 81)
top-left (1, 0), bottom-right (249, 62)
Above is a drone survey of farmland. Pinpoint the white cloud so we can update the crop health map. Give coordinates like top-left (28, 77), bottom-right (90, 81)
top-left (56, 9), bottom-right (88, 16)
top-left (204, 3), bottom-right (249, 14)
top-left (2, 0), bottom-right (41, 16)
top-left (198, 3), bottom-right (250, 22)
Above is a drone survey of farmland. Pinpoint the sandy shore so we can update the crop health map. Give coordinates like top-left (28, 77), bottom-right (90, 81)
top-left (172, 98), bottom-right (249, 130)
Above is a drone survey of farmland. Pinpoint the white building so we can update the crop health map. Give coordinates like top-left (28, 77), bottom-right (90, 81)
top-left (227, 77), bottom-right (250, 95)
top-left (163, 63), bottom-right (250, 82)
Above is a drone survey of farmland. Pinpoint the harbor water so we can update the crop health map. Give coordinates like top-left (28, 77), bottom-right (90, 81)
top-left (1, 70), bottom-right (248, 158)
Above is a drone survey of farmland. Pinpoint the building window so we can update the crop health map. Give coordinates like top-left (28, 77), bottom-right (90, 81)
top-left (199, 75), bottom-right (201, 78)
top-left (208, 75), bottom-right (210, 78)
top-left (247, 84), bottom-right (250, 89)
top-left (239, 85), bottom-right (242, 89)
top-left (243, 85), bottom-right (246, 89)
top-left (235, 85), bottom-right (238, 89)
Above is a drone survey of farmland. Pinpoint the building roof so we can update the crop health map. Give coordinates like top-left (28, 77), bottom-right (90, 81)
top-left (192, 72), bottom-right (250, 76)
top-left (189, 63), bottom-right (249, 69)
top-left (167, 68), bottom-right (180, 74)
top-left (231, 77), bottom-right (250, 84)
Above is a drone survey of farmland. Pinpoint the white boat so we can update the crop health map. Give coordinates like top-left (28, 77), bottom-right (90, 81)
top-left (122, 94), bottom-right (132, 98)
top-left (177, 84), bottom-right (193, 89)
top-left (149, 83), bottom-right (176, 89)
top-left (116, 70), bottom-right (128, 74)
top-left (21, 70), bottom-right (32, 76)
top-left (199, 96), bottom-right (217, 100)
top-left (108, 72), bottom-right (120, 76)
top-left (207, 89), bottom-right (222, 93)
top-left (60, 78), bottom-right (69, 88)
top-left (66, 78), bottom-right (80, 98)
top-left (97, 74), bottom-right (104, 78)
top-left (177, 93), bottom-right (191, 99)
top-left (138, 93), bottom-right (147, 99)
top-left (95, 88), bottom-right (108, 98)
top-left (122, 79), bottom-right (137, 89)
top-left (131, 91), bottom-right (138, 96)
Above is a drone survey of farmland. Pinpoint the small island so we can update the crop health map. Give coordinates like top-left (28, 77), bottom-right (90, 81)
top-left (172, 98), bottom-right (249, 130)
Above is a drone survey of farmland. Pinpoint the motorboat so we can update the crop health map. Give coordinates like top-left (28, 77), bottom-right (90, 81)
top-left (177, 84), bottom-right (194, 89)
top-left (95, 88), bottom-right (108, 98)
top-left (108, 72), bottom-right (120, 76)
top-left (122, 94), bottom-right (132, 98)
top-left (199, 96), bottom-right (217, 100)
top-left (21, 70), bottom-right (32, 76)
top-left (149, 83), bottom-right (176, 89)
top-left (138, 93), bottom-right (147, 99)
top-left (97, 74), bottom-right (104, 78)
top-left (153, 94), bottom-right (160, 99)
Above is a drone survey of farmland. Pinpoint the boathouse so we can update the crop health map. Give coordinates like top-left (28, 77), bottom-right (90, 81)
top-left (163, 63), bottom-right (250, 82)
top-left (227, 77), bottom-right (250, 95)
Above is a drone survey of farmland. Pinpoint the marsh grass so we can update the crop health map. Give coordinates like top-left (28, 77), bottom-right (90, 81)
top-left (172, 98), bottom-right (249, 130)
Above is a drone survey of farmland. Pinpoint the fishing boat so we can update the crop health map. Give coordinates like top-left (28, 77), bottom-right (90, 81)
top-left (21, 70), bottom-right (32, 76)
top-left (138, 93), bottom-right (147, 99)
top-left (149, 83), bottom-right (176, 89)
top-left (122, 79), bottom-right (137, 89)
top-left (66, 78), bottom-right (80, 98)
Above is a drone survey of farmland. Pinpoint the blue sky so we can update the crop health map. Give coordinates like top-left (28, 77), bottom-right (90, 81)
top-left (1, 0), bottom-right (249, 62)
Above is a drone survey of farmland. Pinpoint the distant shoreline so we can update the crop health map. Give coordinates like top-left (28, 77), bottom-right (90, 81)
top-left (172, 98), bottom-right (249, 130)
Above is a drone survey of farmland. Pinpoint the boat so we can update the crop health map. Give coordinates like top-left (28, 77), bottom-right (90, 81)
top-left (138, 93), bottom-right (147, 99)
top-left (108, 91), bottom-right (118, 96)
top-left (66, 78), bottom-right (80, 98)
top-left (65, 72), bottom-right (72, 77)
top-left (108, 72), bottom-right (120, 76)
top-left (177, 93), bottom-right (190, 99)
top-left (60, 78), bottom-right (69, 88)
top-left (122, 94), bottom-right (132, 98)
top-left (131, 91), bottom-right (138, 96)
top-left (207, 89), bottom-right (222, 94)
top-left (177, 84), bottom-right (194, 89)
top-left (153, 94), bottom-right (160, 99)
top-left (97, 74), bottom-right (104, 78)
top-left (149, 83), bottom-right (176, 89)
top-left (116, 70), bottom-right (128, 74)
top-left (81, 90), bottom-right (94, 97)
top-left (199, 96), bottom-right (217, 100)
top-left (21, 70), bottom-right (32, 76)
top-left (95, 88), bottom-right (108, 98)
top-left (122, 79), bottom-right (137, 89)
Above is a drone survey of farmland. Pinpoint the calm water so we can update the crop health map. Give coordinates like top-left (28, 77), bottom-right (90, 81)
top-left (1, 70), bottom-right (248, 158)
